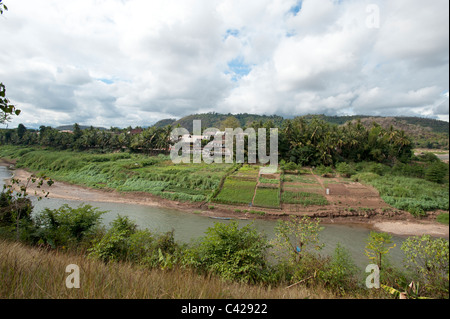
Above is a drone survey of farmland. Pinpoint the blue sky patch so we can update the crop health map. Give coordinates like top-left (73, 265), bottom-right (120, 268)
top-left (289, 1), bottom-right (302, 16)
top-left (226, 57), bottom-right (252, 82)
top-left (98, 78), bottom-right (114, 85)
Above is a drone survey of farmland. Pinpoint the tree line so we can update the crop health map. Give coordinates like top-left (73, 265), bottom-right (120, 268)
top-left (0, 116), bottom-right (414, 166)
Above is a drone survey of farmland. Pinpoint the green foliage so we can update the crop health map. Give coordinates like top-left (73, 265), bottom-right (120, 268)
top-left (1, 82), bottom-right (21, 124)
top-left (0, 146), bottom-right (233, 203)
top-left (88, 215), bottom-right (180, 269)
top-left (354, 172), bottom-right (449, 215)
top-left (437, 213), bottom-right (449, 225)
top-left (33, 204), bottom-right (105, 249)
top-left (271, 216), bottom-right (324, 266)
top-left (314, 165), bottom-right (334, 177)
top-left (365, 232), bottom-right (396, 271)
top-left (281, 191), bottom-right (328, 206)
top-left (253, 187), bottom-right (280, 208)
top-left (283, 162), bottom-right (300, 172)
top-left (214, 179), bottom-right (256, 205)
top-left (259, 177), bottom-right (279, 184)
top-left (425, 161), bottom-right (448, 184)
top-left (401, 235), bottom-right (449, 298)
top-left (185, 222), bottom-right (271, 283)
top-left (319, 243), bottom-right (359, 294)
top-left (418, 152), bottom-right (441, 163)
top-left (335, 162), bottom-right (355, 178)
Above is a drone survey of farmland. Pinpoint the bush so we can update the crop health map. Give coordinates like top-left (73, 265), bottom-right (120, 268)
top-left (319, 243), bottom-right (359, 294)
top-left (425, 161), bottom-right (448, 184)
top-left (185, 222), bottom-right (271, 283)
top-left (418, 152), bottom-right (440, 163)
top-left (284, 162), bottom-right (299, 172)
top-left (335, 162), bottom-right (355, 178)
top-left (33, 204), bottom-right (105, 249)
top-left (89, 215), bottom-right (180, 269)
top-left (401, 235), bottom-right (449, 298)
top-left (351, 172), bottom-right (380, 183)
top-left (314, 165), bottom-right (334, 177)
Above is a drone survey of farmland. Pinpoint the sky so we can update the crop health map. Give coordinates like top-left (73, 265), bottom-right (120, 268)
top-left (0, 0), bottom-right (448, 129)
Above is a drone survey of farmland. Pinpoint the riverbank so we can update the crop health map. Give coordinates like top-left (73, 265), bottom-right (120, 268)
top-left (1, 159), bottom-right (447, 238)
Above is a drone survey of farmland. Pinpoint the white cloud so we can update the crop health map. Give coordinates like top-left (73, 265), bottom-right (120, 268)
top-left (0, 0), bottom-right (448, 128)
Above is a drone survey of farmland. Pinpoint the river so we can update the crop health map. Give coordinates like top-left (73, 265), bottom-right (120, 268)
top-left (1, 165), bottom-right (409, 270)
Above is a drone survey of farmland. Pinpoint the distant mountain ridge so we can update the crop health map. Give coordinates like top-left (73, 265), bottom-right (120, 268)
top-left (56, 125), bottom-right (108, 131)
top-left (153, 113), bottom-right (448, 134)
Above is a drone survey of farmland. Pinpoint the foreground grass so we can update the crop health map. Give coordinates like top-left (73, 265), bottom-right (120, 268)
top-left (0, 240), bottom-right (350, 299)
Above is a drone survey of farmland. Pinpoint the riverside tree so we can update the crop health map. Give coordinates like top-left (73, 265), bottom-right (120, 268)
top-left (1, 2), bottom-right (21, 125)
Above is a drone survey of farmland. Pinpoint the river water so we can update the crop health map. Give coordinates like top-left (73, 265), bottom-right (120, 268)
top-left (0, 165), bottom-right (410, 270)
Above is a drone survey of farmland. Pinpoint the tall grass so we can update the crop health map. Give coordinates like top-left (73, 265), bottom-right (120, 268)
top-left (0, 240), bottom-right (343, 299)
top-left (0, 146), bottom-right (233, 203)
top-left (355, 174), bottom-right (449, 215)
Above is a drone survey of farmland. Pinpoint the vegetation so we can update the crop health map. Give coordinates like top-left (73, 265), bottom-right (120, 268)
top-left (437, 213), bottom-right (449, 225)
top-left (0, 176), bottom-right (448, 299)
top-left (253, 187), bottom-right (280, 209)
top-left (213, 165), bottom-right (259, 205)
top-left (0, 145), bottom-right (233, 203)
top-left (401, 235), bottom-right (449, 298)
top-left (281, 191), bottom-right (328, 206)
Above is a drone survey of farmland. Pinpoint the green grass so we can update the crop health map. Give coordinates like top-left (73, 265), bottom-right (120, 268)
top-left (281, 191), bottom-right (328, 206)
top-left (253, 187), bottom-right (280, 209)
top-left (283, 174), bottom-right (319, 184)
top-left (259, 178), bottom-right (279, 184)
top-left (355, 174), bottom-right (449, 216)
top-left (437, 213), bottom-right (449, 225)
top-left (0, 145), bottom-right (233, 202)
top-left (214, 178), bottom-right (257, 205)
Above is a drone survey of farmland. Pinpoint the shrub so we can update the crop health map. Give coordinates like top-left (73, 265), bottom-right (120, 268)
top-left (314, 165), bottom-right (334, 177)
top-left (335, 162), bottom-right (355, 178)
top-left (425, 161), bottom-right (448, 184)
top-left (401, 235), bottom-right (449, 298)
top-left (89, 215), bottom-right (180, 269)
top-left (33, 204), bottom-right (105, 249)
top-left (185, 222), bottom-right (271, 283)
top-left (319, 243), bottom-right (359, 294)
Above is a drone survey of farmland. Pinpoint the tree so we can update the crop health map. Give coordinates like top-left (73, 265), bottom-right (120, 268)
top-left (73, 123), bottom-right (83, 140)
top-left (220, 116), bottom-right (241, 131)
top-left (401, 235), bottom-right (449, 298)
top-left (272, 215), bottom-right (324, 265)
top-left (0, 83), bottom-right (20, 125)
top-left (425, 161), bottom-right (448, 184)
top-left (365, 231), bottom-right (396, 271)
top-left (1, 2), bottom-right (21, 125)
top-left (17, 124), bottom-right (27, 140)
top-left (0, 0), bottom-right (7, 14)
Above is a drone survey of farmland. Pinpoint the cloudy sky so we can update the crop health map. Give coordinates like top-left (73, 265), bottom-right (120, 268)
top-left (0, 0), bottom-right (448, 128)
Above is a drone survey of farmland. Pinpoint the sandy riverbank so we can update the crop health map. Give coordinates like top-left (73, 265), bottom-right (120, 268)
top-left (1, 161), bottom-right (448, 238)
